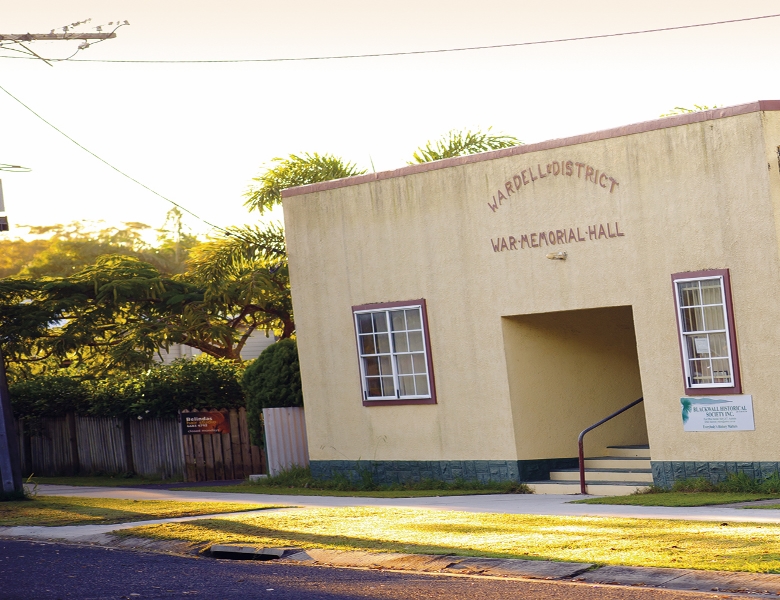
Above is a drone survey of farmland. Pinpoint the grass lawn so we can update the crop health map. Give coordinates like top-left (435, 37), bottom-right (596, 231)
top-left (120, 506), bottom-right (780, 573)
top-left (0, 496), bottom-right (285, 527)
top-left (29, 476), bottom-right (177, 487)
top-left (177, 483), bottom-right (513, 498)
top-left (573, 492), bottom-right (780, 507)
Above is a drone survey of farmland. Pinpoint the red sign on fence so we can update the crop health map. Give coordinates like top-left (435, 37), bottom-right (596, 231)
top-left (181, 411), bottom-right (231, 435)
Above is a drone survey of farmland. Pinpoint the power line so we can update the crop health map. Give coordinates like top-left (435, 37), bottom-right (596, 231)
top-left (2, 12), bottom-right (778, 64)
top-left (0, 82), bottom-right (235, 237)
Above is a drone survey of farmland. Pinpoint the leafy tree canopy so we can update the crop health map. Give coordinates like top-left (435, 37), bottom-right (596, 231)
top-left (0, 238), bottom-right (49, 278)
top-left (1, 209), bottom-right (199, 278)
top-left (409, 128), bottom-right (521, 164)
top-left (244, 153), bottom-right (365, 215)
top-left (0, 254), bottom-right (202, 379)
top-left (182, 222), bottom-right (293, 342)
top-left (0, 221), bottom-right (293, 380)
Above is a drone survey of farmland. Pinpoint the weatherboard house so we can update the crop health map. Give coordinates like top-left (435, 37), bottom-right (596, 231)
top-left (282, 101), bottom-right (780, 493)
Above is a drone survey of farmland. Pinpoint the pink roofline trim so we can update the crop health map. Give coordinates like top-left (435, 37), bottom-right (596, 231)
top-left (281, 100), bottom-right (780, 198)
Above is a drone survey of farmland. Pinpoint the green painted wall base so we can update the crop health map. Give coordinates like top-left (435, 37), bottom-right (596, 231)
top-left (309, 458), bottom-right (578, 485)
top-left (652, 461), bottom-right (780, 488)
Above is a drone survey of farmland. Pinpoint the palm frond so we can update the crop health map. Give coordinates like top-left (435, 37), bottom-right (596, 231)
top-left (410, 128), bottom-right (521, 164)
top-left (660, 105), bottom-right (720, 117)
top-left (244, 153), bottom-right (365, 214)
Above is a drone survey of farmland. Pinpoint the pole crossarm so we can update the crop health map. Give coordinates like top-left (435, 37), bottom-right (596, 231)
top-left (0, 33), bottom-right (116, 41)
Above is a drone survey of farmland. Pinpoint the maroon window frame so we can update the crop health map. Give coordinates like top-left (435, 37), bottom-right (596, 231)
top-left (671, 269), bottom-right (742, 396)
top-left (352, 299), bottom-right (437, 406)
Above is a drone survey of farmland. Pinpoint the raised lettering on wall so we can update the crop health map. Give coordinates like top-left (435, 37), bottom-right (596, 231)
top-left (491, 222), bottom-right (625, 252)
top-left (486, 160), bottom-right (619, 213)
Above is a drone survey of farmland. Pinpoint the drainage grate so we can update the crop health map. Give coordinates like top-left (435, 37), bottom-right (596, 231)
top-left (208, 545), bottom-right (301, 561)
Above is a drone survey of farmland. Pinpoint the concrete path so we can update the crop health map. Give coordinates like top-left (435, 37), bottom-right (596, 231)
top-left (29, 484), bottom-right (780, 523)
top-left (0, 506), bottom-right (288, 542)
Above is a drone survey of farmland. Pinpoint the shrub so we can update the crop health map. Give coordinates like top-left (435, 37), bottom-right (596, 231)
top-left (241, 339), bottom-right (302, 446)
top-left (654, 472), bottom-right (780, 494)
top-left (10, 355), bottom-right (245, 421)
top-left (759, 472), bottom-right (780, 494)
top-left (9, 375), bottom-right (91, 426)
top-left (249, 465), bottom-right (533, 494)
top-left (124, 355), bottom-right (245, 418)
top-left (671, 477), bottom-right (717, 493)
top-left (718, 471), bottom-right (760, 493)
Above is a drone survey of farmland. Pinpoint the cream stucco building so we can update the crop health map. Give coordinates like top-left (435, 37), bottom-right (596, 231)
top-left (283, 101), bottom-right (780, 491)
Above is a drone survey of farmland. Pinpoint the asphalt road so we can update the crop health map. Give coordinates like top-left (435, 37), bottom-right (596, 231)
top-left (0, 540), bottom-right (740, 599)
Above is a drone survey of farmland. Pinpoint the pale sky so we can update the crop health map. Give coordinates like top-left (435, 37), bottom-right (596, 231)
top-left (1, 1), bottom-right (779, 238)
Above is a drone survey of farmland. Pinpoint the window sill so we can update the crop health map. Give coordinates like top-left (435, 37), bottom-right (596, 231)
top-left (683, 385), bottom-right (742, 396)
top-left (363, 398), bottom-right (437, 406)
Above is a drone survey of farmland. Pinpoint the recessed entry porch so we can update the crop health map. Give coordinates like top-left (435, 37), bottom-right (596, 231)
top-left (501, 305), bottom-right (651, 494)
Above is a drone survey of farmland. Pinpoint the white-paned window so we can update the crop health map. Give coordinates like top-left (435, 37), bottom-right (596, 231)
top-left (353, 300), bottom-right (435, 404)
top-left (672, 270), bottom-right (741, 394)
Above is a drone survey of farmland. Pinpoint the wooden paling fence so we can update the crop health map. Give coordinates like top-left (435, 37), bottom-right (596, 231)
top-left (180, 408), bottom-right (264, 482)
top-left (16, 407), bottom-right (265, 481)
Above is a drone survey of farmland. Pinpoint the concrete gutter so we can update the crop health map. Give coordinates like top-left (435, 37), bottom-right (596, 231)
top-left (280, 549), bottom-right (780, 596)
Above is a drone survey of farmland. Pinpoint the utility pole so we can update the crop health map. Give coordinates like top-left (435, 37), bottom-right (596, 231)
top-left (0, 173), bottom-right (21, 494)
top-left (0, 174), bottom-right (23, 495)
top-left (0, 22), bottom-right (122, 495)
top-left (0, 350), bottom-right (21, 496)
top-left (0, 179), bottom-right (7, 232)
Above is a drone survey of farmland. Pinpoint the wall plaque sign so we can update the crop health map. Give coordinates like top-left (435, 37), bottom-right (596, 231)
top-left (181, 411), bottom-right (231, 435)
top-left (680, 396), bottom-right (754, 432)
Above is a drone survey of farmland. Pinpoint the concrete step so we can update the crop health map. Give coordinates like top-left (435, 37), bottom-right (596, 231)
top-left (528, 480), bottom-right (651, 495)
top-left (550, 468), bottom-right (654, 483)
top-left (584, 456), bottom-right (651, 470)
top-left (606, 445), bottom-right (650, 458)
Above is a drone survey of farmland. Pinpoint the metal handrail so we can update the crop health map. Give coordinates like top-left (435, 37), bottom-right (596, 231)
top-left (578, 397), bottom-right (644, 494)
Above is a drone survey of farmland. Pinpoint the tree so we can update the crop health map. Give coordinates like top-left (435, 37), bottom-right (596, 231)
top-left (1, 130), bottom-right (525, 380)
top-left (0, 222), bottom-right (293, 379)
top-left (0, 255), bottom-right (201, 380)
top-left (172, 222), bottom-right (295, 359)
top-left (409, 128), bottom-right (521, 164)
top-left (4, 213), bottom-right (198, 279)
top-left (19, 221), bottom-right (153, 278)
top-left (151, 207), bottom-right (202, 274)
top-left (0, 238), bottom-right (49, 278)
top-left (244, 153), bottom-right (365, 214)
